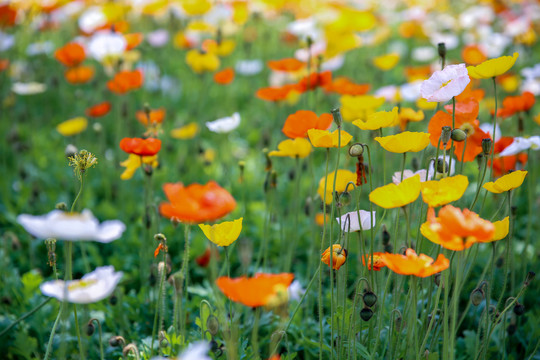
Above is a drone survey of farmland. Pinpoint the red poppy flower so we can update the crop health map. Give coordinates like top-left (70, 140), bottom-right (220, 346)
top-left (0, 4), bottom-right (17, 28)
top-left (159, 181), bottom-right (236, 224)
top-left (214, 68), bottom-right (235, 85)
top-left (86, 102), bottom-right (112, 117)
top-left (297, 71), bottom-right (332, 92)
top-left (107, 70), bottom-right (143, 95)
top-left (0, 59), bottom-right (9, 72)
top-left (119, 137), bottom-right (161, 156)
top-left (64, 66), bottom-right (94, 84)
top-left (323, 77), bottom-right (370, 96)
top-left (282, 110), bottom-right (333, 138)
top-left (55, 42), bottom-right (86, 67)
top-left (267, 58), bottom-right (305, 72)
top-left (216, 273), bottom-right (294, 307)
top-left (196, 248), bottom-right (212, 267)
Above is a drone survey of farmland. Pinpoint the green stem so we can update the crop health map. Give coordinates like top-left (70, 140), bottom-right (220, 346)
top-left (252, 308), bottom-right (261, 359)
top-left (318, 148), bottom-right (330, 360)
top-left (489, 77), bottom-right (498, 180)
top-left (0, 297), bottom-right (52, 338)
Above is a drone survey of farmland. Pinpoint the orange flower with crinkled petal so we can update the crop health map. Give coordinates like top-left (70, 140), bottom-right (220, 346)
top-left (55, 42), bottom-right (85, 67)
top-left (64, 66), bottom-right (94, 84)
top-left (256, 84), bottom-right (302, 102)
top-left (297, 71), bottom-right (332, 92)
top-left (362, 252), bottom-right (386, 271)
top-left (86, 102), bottom-right (111, 118)
top-left (494, 91), bottom-right (535, 118)
top-left (282, 110), bottom-right (333, 139)
top-left (323, 77), bottom-right (370, 96)
top-left (216, 273), bottom-right (294, 308)
top-left (268, 58), bottom-right (305, 72)
top-left (107, 70), bottom-right (143, 94)
top-left (321, 244), bottom-right (347, 270)
top-left (119, 137), bottom-right (161, 156)
top-left (214, 68), bottom-right (235, 85)
top-left (160, 181), bottom-right (236, 223)
top-left (136, 108), bottom-right (166, 126)
top-left (380, 249), bottom-right (449, 277)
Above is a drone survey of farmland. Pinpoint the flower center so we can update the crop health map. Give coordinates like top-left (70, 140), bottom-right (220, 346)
top-left (68, 279), bottom-right (98, 291)
top-left (440, 79), bottom-right (452, 88)
top-left (460, 123), bottom-right (475, 136)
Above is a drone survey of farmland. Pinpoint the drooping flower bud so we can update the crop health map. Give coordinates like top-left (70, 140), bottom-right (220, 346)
top-left (207, 315), bottom-right (220, 336)
top-left (513, 303), bottom-right (525, 316)
top-left (363, 291), bottom-right (377, 308)
top-left (438, 42), bottom-right (446, 59)
top-left (382, 225), bottom-right (391, 245)
top-left (348, 143), bottom-right (364, 157)
top-left (451, 129), bottom-right (467, 142)
top-left (360, 307), bottom-right (374, 321)
top-left (470, 288), bottom-right (485, 306)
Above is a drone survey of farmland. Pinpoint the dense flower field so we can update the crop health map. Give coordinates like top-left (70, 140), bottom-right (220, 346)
top-left (1, 1), bottom-right (539, 359)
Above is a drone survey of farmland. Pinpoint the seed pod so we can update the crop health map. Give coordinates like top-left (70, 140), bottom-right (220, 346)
top-left (451, 128), bottom-right (467, 142)
top-left (363, 291), bottom-right (377, 308)
top-left (207, 315), bottom-right (220, 336)
top-left (411, 157), bottom-right (419, 171)
top-left (513, 303), bottom-right (525, 316)
top-left (482, 138), bottom-right (492, 155)
top-left (55, 202), bottom-right (68, 211)
top-left (331, 108), bottom-right (343, 128)
top-left (360, 307), bottom-right (374, 321)
top-left (470, 288), bottom-right (485, 306)
top-left (441, 126), bottom-right (452, 145)
top-left (438, 42), bottom-right (446, 58)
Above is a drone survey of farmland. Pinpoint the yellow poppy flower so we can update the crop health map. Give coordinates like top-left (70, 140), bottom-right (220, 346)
top-left (307, 129), bottom-right (353, 148)
top-left (120, 154), bottom-right (159, 180)
top-left (353, 107), bottom-right (398, 130)
top-left (269, 138), bottom-right (312, 159)
top-left (369, 175), bottom-right (421, 209)
top-left (56, 117), bottom-right (88, 136)
top-left (209, 39), bottom-right (236, 57)
top-left (318, 170), bottom-right (356, 204)
top-left (199, 218), bottom-right (243, 247)
top-left (186, 50), bottom-right (220, 74)
top-left (499, 74), bottom-right (520, 93)
top-left (374, 131), bottom-right (430, 153)
top-left (171, 122), bottom-right (199, 140)
top-left (398, 108), bottom-right (424, 131)
top-left (490, 217), bottom-right (509, 242)
top-left (340, 95), bottom-right (385, 122)
top-left (483, 170), bottom-right (527, 193)
top-left (535, 113), bottom-right (540, 126)
top-left (416, 98), bottom-right (437, 110)
top-left (467, 52), bottom-right (519, 79)
top-left (421, 175), bottom-right (469, 208)
top-left (232, 1), bottom-right (249, 25)
top-left (373, 53), bottom-right (400, 71)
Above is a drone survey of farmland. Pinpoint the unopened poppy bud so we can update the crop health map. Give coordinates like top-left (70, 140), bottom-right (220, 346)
top-left (438, 42), bottom-right (446, 58)
top-left (513, 303), bottom-right (525, 316)
top-left (304, 197), bottom-right (312, 216)
top-left (65, 144), bottom-right (78, 158)
top-left (238, 161), bottom-right (245, 183)
top-left (288, 169), bottom-right (296, 181)
top-left (109, 336), bottom-right (126, 347)
top-left (55, 202), bottom-right (68, 211)
top-left (360, 307), bottom-right (374, 321)
top-left (306, 36), bottom-right (313, 48)
top-left (331, 108), bottom-right (343, 128)
top-left (440, 126), bottom-right (452, 145)
top-left (210, 339), bottom-right (219, 352)
top-left (434, 273), bottom-right (441, 287)
top-left (154, 233), bottom-right (167, 243)
top-left (171, 216), bottom-right (181, 227)
top-left (482, 138), bottom-right (492, 156)
top-left (109, 294), bottom-right (118, 305)
top-left (363, 291), bottom-right (377, 308)
top-left (436, 158), bottom-right (449, 174)
top-left (339, 191), bottom-right (352, 207)
top-left (394, 314), bottom-right (403, 331)
top-left (270, 170), bottom-right (277, 189)
top-left (507, 323), bottom-right (517, 335)
top-left (451, 129), bottom-right (467, 142)
top-left (207, 315), bottom-right (220, 336)
top-left (524, 271), bottom-right (535, 287)
top-left (411, 157), bottom-right (419, 171)
top-left (145, 213), bottom-right (152, 229)
top-left (511, 205), bottom-right (517, 217)
top-left (470, 288), bottom-right (485, 306)
top-left (496, 256), bottom-right (504, 268)
top-left (85, 321), bottom-right (95, 336)
top-left (382, 225), bottom-right (390, 245)
top-left (348, 143), bottom-right (364, 157)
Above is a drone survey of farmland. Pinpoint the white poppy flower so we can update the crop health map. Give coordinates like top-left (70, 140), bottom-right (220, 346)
top-left (288, 280), bottom-right (305, 302)
top-left (498, 136), bottom-right (540, 157)
top-left (400, 80), bottom-right (424, 102)
top-left (287, 18), bottom-right (321, 41)
top-left (206, 112), bottom-right (241, 133)
top-left (152, 342), bottom-right (211, 360)
top-left (40, 266), bottom-right (122, 304)
top-left (78, 7), bottom-right (107, 34)
top-left (26, 41), bottom-right (54, 56)
top-left (412, 46), bottom-right (437, 62)
top-left (420, 64), bottom-right (470, 103)
top-left (88, 31), bottom-right (127, 61)
top-left (479, 122), bottom-right (501, 143)
top-left (17, 209), bottom-right (125, 243)
top-left (375, 85), bottom-right (399, 102)
top-left (235, 60), bottom-right (263, 76)
top-left (392, 169), bottom-right (430, 184)
top-left (0, 31), bottom-right (15, 51)
top-left (428, 155), bottom-right (455, 179)
top-left (147, 29), bottom-right (169, 47)
top-left (336, 210), bottom-right (376, 233)
top-left (321, 55), bottom-right (344, 72)
top-left (12, 82), bottom-right (47, 95)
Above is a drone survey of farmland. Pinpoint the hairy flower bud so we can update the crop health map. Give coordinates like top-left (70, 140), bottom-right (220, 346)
top-left (482, 138), bottom-right (492, 156)
top-left (360, 307), bottom-right (374, 321)
top-left (348, 143), bottom-right (364, 157)
top-left (451, 129), bottom-right (467, 142)
top-left (470, 288), bottom-right (485, 306)
top-left (331, 108), bottom-right (343, 128)
top-left (363, 291), bottom-right (377, 308)
top-left (441, 126), bottom-right (452, 145)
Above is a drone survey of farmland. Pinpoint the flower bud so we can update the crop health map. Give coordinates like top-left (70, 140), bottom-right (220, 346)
top-left (207, 315), bottom-right (220, 336)
top-left (55, 202), bottom-right (68, 211)
top-left (482, 138), bottom-right (492, 156)
top-left (109, 336), bottom-right (126, 347)
top-left (210, 339), bottom-right (219, 352)
top-left (513, 303), bottom-right (525, 316)
top-left (524, 271), bottom-right (535, 287)
top-left (411, 157), bottom-right (419, 172)
top-left (434, 273), bottom-right (441, 287)
top-left (85, 321), bottom-right (95, 336)
top-left (382, 225), bottom-right (391, 245)
top-left (384, 244), bottom-right (393, 253)
top-left (363, 291), bottom-right (377, 308)
top-left (440, 126), bottom-right (452, 145)
top-left (65, 144), bottom-right (78, 158)
top-left (360, 307), bottom-right (374, 321)
top-left (348, 143), bottom-right (364, 157)
top-left (394, 314), bottom-right (403, 332)
top-left (438, 42), bottom-right (446, 58)
top-left (451, 129), bottom-right (467, 142)
top-left (470, 288), bottom-right (485, 306)
top-left (339, 191), bottom-right (352, 207)
top-left (436, 158), bottom-right (448, 174)
top-left (154, 233), bottom-right (167, 243)
top-left (331, 108), bottom-right (343, 128)
top-left (109, 294), bottom-right (118, 305)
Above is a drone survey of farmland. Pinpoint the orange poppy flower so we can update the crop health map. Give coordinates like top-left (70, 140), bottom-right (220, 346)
top-left (214, 68), bottom-right (235, 85)
top-left (64, 66), bottom-right (94, 84)
top-left (196, 247), bottom-right (212, 267)
top-left (362, 252), bottom-right (386, 271)
top-left (462, 45), bottom-right (487, 65)
top-left (86, 101), bottom-right (112, 118)
top-left (55, 42), bottom-right (86, 67)
top-left (0, 59), bottom-right (9, 72)
top-left (0, 4), bottom-right (17, 27)
top-left (323, 77), bottom-right (370, 96)
top-left (256, 84), bottom-right (302, 102)
top-left (159, 181), bottom-right (236, 223)
top-left (321, 244), bottom-right (348, 270)
top-left (119, 137), bottom-right (161, 156)
top-left (380, 249), bottom-right (449, 278)
top-left (136, 108), bottom-right (166, 126)
top-left (488, 137), bottom-right (528, 177)
top-left (216, 273), bottom-right (294, 308)
top-left (421, 206), bottom-right (494, 251)
top-left (297, 71), bottom-right (332, 92)
top-left (124, 33), bottom-right (144, 50)
top-left (405, 65), bottom-right (432, 82)
top-left (107, 70), bottom-right (143, 94)
top-left (282, 110), bottom-right (333, 139)
top-left (455, 81), bottom-right (485, 102)
top-left (267, 58), bottom-right (305, 72)
top-left (494, 91), bottom-right (535, 118)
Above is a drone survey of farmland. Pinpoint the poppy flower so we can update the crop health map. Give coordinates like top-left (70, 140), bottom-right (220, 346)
top-left (107, 70), bottom-right (143, 94)
top-left (488, 137), bottom-right (528, 177)
top-left (323, 77), bottom-right (370, 96)
top-left (40, 266), bottom-right (122, 304)
top-left (420, 64), bottom-right (470, 103)
top-left (373, 53), bottom-right (400, 71)
top-left (124, 33), bottom-right (144, 50)
top-left (160, 181), bottom-right (236, 224)
top-left (375, 132), bottom-right (430, 153)
top-left (490, 217), bottom-right (509, 242)
top-left (56, 117), bottom-right (88, 137)
top-left (55, 42), bottom-right (86, 67)
top-left (136, 108), bottom-right (166, 126)
top-left (307, 129), bottom-right (353, 148)
top-left (495, 91), bottom-right (535, 117)
top-left (171, 122), bottom-right (199, 140)
top-left (186, 49), bottom-right (220, 74)
top-left (317, 170), bottom-right (357, 204)
top-left (462, 45), bottom-right (487, 65)
top-left (467, 52), bottom-right (519, 79)
top-left (398, 108), bottom-right (424, 131)
top-left (369, 175), bottom-right (421, 209)
top-left (268, 138), bottom-right (312, 158)
top-left (498, 136), bottom-right (540, 157)
top-left (0, 4), bottom-right (17, 27)
top-left (321, 244), bottom-right (348, 270)
top-left (296, 71), bottom-right (332, 92)
top-left (353, 107), bottom-right (398, 130)
top-left (86, 101), bottom-right (111, 117)
top-left (380, 249), bottom-right (449, 278)
top-left (0, 59), bottom-right (9, 72)
top-left (256, 84), bottom-right (302, 102)
top-left (483, 170), bottom-right (527, 193)
top-left (336, 210), bottom-right (376, 232)
top-left (282, 110), bottom-right (333, 139)
top-left (362, 252), bottom-right (386, 271)
top-left (196, 248), bottom-right (212, 267)
top-left (268, 58), bottom-right (305, 72)
top-left (120, 137), bottom-right (161, 156)
top-left (119, 154), bottom-right (158, 180)
top-left (199, 218), bottom-right (243, 247)
top-left (340, 95), bottom-right (385, 122)
top-left (420, 175), bottom-right (469, 208)
top-left (214, 68), bottom-right (235, 85)
top-left (421, 206), bottom-right (494, 251)
top-left (64, 66), bottom-right (95, 84)
top-left (202, 39), bottom-right (236, 57)
top-left (216, 273), bottom-right (294, 308)
top-left (12, 82), bottom-right (46, 95)
top-left (206, 112), bottom-right (241, 133)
